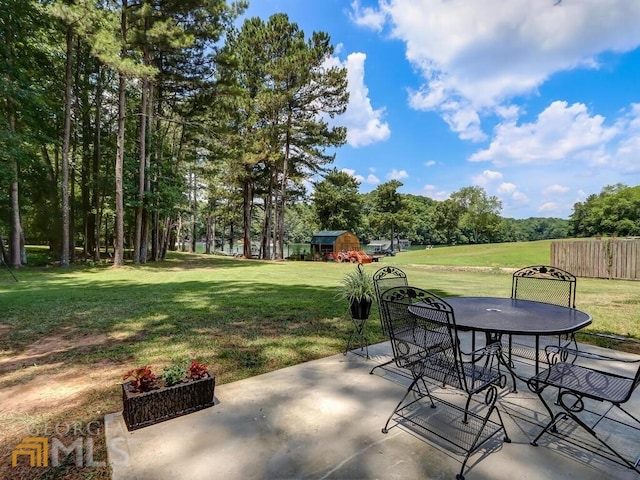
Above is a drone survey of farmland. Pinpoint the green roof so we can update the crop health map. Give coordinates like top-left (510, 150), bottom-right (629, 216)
top-left (310, 230), bottom-right (350, 244)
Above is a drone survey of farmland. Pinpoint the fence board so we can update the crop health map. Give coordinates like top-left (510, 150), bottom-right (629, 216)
top-left (551, 239), bottom-right (640, 280)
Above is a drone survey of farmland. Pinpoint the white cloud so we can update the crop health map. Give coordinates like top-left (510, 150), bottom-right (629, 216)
top-left (469, 101), bottom-right (618, 166)
top-left (387, 169), bottom-right (408, 180)
top-left (497, 182), bottom-right (517, 194)
top-left (612, 103), bottom-right (640, 174)
top-left (355, 0), bottom-right (640, 140)
top-left (543, 184), bottom-right (570, 195)
top-left (423, 184), bottom-right (449, 201)
top-left (538, 202), bottom-right (561, 213)
top-left (474, 169), bottom-right (503, 185)
top-left (425, 160), bottom-right (436, 167)
top-left (332, 52), bottom-right (391, 147)
top-left (348, 0), bottom-right (387, 32)
top-left (465, 101), bottom-right (640, 218)
top-left (365, 173), bottom-right (380, 184)
top-left (342, 168), bottom-right (379, 185)
top-left (512, 191), bottom-right (529, 202)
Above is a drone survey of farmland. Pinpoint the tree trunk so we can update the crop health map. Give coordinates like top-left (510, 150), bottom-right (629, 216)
top-left (276, 132), bottom-right (291, 260)
top-left (242, 172), bottom-right (252, 258)
top-left (7, 91), bottom-right (23, 268)
top-left (134, 74), bottom-right (148, 264)
top-left (190, 168), bottom-right (197, 253)
top-left (9, 177), bottom-right (22, 268)
top-left (91, 64), bottom-right (103, 261)
top-left (81, 45), bottom-right (92, 260)
top-left (261, 172), bottom-right (274, 259)
top-left (140, 81), bottom-right (153, 263)
top-left (61, 26), bottom-right (73, 267)
top-left (113, 1), bottom-right (128, 267)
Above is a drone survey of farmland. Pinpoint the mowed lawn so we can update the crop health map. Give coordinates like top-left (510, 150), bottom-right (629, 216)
top-left (0, 240), bottom-right (638, 479)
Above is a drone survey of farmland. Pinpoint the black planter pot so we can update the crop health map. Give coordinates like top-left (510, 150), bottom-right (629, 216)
top-left (349, 298), bottom-right (372, 320)
top-left (122, 374), bottom-right (215, 431)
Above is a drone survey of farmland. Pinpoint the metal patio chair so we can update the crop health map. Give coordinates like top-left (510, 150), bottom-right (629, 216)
top-left (529, 339), bottom-right (640, 473)
top-left (506, 265), bottom-right (578, 368)
top-left (380, 286), bottom-right (511, 480)
top-left (370, 266), bottom-right (408, 375)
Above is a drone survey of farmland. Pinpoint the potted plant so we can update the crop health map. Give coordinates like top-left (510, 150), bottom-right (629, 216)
top-left (121, 361), bottom-right (215, 431)
top-left (338, 264), bottom-right (375, 319)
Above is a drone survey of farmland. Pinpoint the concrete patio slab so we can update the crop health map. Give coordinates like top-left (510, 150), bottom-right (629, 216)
top-left (105, 341), bottom-right (640, 480)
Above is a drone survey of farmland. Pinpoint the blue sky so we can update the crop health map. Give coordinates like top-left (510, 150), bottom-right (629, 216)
top-left (241, 0), bottom-right (640, 219)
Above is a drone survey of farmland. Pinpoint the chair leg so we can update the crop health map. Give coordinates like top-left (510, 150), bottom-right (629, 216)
top-left (459, 397), bottom-right (511, 479)
top-left (531, 399), bottom-right (640, 473)
top-left (382, 376), bottom-right (428, 434)
top-left (531, 412), bottom-right (567, 446)
top-left (369, 358), bottom-right (395, 375)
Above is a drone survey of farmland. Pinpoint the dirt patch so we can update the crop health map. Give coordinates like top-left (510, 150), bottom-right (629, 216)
top-left (0, 331), bottom-right (110, 373)
top-left (0, 332), bottom-right (123, 420)
top-left (409, 264), bottom-right (518, 274)
top-left (0, 362), bottom-right (122, 416)
top-left (0, 333), bottom-right (124, 480)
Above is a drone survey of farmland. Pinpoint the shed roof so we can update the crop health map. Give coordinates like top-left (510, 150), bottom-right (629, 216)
top-left (313, 230), bottom-right (348, 237)
top-left (310, 230), bottom-right (350, 245)
top-left (368, 239), bottom-right (390, 247)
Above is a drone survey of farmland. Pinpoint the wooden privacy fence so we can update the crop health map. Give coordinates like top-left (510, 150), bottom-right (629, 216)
top-left (551, 238), bottom-right (640, 280)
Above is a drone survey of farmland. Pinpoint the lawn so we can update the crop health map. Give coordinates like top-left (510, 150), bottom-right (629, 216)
top-left (0, 241), bottom-right (638, 478)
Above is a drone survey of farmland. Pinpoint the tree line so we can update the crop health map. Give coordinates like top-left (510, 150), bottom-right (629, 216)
top-left (286, 169), bottom-right (572, 250)
top-left (1, 1), bottom-right (348, 266)
top-left (284, 178), bottom-right (639, 252)
top-left (1, 2), bottom-right (637, 266)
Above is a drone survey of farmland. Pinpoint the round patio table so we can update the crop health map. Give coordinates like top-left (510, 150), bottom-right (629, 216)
top-left (408, 296), bottom-right (592, 381)
top-left (441, 296), bottom-right (591, 336)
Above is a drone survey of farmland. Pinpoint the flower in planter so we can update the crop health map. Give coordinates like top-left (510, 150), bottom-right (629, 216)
top-left (187, 361), bottom-right (209, 380)
top-left (123, 365), bottom-right (157, 392)
top-left (124, 361), bottom-right (210, 392)
top-left (121, 361), bottom-right (216, 431)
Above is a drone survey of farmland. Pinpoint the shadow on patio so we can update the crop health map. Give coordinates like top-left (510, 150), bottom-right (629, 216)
top-left (106, 340), bottom-right (640, 480)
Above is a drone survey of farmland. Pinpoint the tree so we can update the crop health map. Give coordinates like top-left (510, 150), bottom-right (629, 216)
top-left (403, 194), bottom-right (439, 245)
top-left (569, 184), bottom-right (640, 237)
top-left (370, 180), bottom-right (412, 251)
top-left (219, 13), bottom-right (348, 259)
top-left (451, 186), bottom-right (502, 243)
top-left (285, 202), bottom-right (318, 243)
top-left (433, 199), bottom-right (463, 245)
top-left (313, 168), bottom-right (362, 231)
top-left (0, 0), bottom-right (53, 266)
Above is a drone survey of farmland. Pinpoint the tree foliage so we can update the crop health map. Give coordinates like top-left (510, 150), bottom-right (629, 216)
top-left (313, 168), bottom-right (362, 231)
top-left (451, 186), bottom-right (502, 243)
top-left (0, 1), bottom-right (635, 267)
top-left (569, 184), bottom-right (640, 237)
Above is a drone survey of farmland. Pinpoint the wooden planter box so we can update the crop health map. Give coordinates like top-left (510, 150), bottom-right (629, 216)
top-left (122, 374), bottom-right (215, 431)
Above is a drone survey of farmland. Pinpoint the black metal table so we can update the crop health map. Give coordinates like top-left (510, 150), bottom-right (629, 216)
top-left (409, 296), bottom-right (592, 381)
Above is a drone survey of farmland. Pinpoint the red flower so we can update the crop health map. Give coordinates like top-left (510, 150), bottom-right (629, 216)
top-left (187, 361), bottom-right (208, 380)
top-left (123, 365), bottom-right (156, 392)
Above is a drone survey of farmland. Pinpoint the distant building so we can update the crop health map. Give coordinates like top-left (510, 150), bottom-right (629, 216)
top-left (310, 230), bottom-right (361, 258)
top-left (398, 239), bottom-right (411, 250)
top-left (368, 238), bottom-right (411, 252)
top-left (367, 239), bottom-right (391, 252)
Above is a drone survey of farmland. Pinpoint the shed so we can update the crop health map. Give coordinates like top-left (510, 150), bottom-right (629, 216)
top-left (310, 230), bottom-right (361, 258)
top-left (367, 239), bottom-right (391, 252)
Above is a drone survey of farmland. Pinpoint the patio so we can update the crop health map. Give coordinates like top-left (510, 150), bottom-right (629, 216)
top-left (105, 340), bottom-right (640, 479)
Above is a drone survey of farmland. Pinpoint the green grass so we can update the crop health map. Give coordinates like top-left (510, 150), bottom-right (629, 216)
top-left (0, 242), bottom-right (638, 478)
top-left (397, 240), bottom-right (553, 267)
